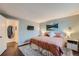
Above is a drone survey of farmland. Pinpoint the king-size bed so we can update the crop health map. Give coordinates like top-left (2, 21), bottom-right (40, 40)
top-left (30, 35), bottom-right (66, 56)
top-left (19, 32), bottom-right (77, 56)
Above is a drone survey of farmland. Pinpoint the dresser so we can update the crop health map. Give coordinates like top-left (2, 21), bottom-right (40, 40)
top-left (67, 40), bottom-right (79, 51)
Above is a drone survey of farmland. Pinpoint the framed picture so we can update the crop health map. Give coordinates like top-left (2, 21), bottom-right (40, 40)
top-left (46, 24), bottom-right (58, 31)
top-left (27, 25), bottom-right (34, 30)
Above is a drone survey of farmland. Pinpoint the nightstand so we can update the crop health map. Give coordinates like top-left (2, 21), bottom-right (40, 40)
top-left (67, 40), bottom-right (79, 51)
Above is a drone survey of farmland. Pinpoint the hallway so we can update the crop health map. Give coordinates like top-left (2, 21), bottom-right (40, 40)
top-left (1, 42), bottom-right (24, 56)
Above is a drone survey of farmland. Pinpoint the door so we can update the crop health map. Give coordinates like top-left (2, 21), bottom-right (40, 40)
top-left (0, 19), bottom-right (7, 55)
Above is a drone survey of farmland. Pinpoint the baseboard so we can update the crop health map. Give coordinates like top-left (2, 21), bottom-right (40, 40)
top-left (18, 43), bottom-right (30, 47)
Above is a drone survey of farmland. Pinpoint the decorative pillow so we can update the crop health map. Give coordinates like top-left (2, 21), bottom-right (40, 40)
top-left (49, 31), bottom-right (66, 37)
top-left (44, 32), bottom-right (50, 37)
top-left (54, 32), bottom-right (62, 37)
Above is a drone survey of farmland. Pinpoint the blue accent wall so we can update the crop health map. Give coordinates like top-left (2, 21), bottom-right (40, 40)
top-left (19, 20), bottom-right (40, 45)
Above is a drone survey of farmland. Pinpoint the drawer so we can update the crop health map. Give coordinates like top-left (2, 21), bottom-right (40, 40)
top-left (67, 40), bottom-right (78, 44)
top-left (67, 43), bottom-right (78, 51)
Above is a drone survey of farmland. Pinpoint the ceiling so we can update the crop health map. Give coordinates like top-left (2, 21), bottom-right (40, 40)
top-left (0, 3), bottom-right (79, 23)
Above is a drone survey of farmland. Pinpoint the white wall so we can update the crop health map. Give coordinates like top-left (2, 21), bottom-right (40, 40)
top-left (0, 15), bottom-right (7, 55)
top-left (0, 15), bottom-right (19, 55)
top-left (0, 15), bottom-right (40, 45)
top-left (19, 19), bottom-right (40, 45)
top-left (40, 15), bottom-right (79, 40)
top-left (0, 14), bottom-right (40, 54)
top-left (6, 19), bottom-right (19, 43)
top-left (5, 18), bottom-right (40, 45)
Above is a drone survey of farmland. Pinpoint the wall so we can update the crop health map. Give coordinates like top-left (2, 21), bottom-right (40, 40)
top-left (0, 14), bottom-right (40, 45)
top-left (0, 15), bottom-right (7, 55)
top-left (0, 15), bottom-right (19, 54)
top-left (40, 14), bottom-right (79, 40)
top-left (0, 14), bottom-right (40, 53)
top-left (5, 18), bottom-right (40, 45)
top-left (19, 19), bottom-right (40, 45)
top-left (6, 19), bottom-right (19, 43)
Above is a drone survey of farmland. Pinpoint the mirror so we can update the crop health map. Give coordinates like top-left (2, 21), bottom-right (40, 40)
top-left (7, 25), bottom-right (15, 39)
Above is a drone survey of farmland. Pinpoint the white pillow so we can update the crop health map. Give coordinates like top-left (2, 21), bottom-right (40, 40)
top-left (49, 31), bottom-right (66, 37)
top-left (49, 32), bottom-right (55, 37)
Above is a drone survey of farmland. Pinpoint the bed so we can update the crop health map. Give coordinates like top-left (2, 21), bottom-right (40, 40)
top-left (30, 35), bottom-right (66, 56)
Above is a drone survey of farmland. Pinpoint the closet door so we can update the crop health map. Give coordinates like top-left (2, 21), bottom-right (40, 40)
top-left (0, 19), bottom-right (7, 55)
